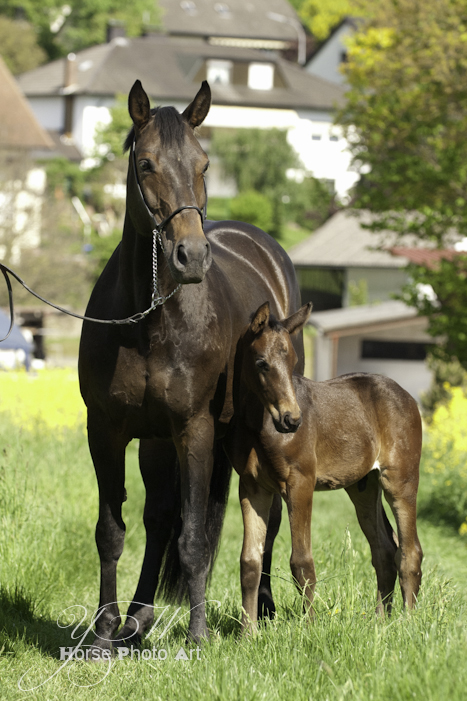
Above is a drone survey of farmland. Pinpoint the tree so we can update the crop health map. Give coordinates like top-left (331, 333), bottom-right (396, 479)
top-left (0, 16), bottom-right (46, 74)
top-left (296, 0), bottom-right (354, 41)
top-left (336, 0), bottom-right (467, 369)
top-left (210, 127), bottom-right (299, 237)
top-left (0, 0), bottom-right (161, 61)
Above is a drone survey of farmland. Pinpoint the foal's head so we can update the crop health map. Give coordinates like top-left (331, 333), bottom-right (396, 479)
top-left (243, 302), bottom-right (312, 433)
top-left (126, 80), bottom-right (212, 284)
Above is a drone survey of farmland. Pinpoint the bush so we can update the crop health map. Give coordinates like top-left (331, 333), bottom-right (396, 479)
top-left (418, 385), bottom-right (467, 534)
top-left (229, 190), bottom-right (273, 233)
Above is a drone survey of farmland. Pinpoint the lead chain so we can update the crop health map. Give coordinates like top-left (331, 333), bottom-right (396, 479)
top-left (151, 230), bottom-right (182, 308)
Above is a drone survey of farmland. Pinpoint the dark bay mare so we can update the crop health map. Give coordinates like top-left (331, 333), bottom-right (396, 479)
top-left (78, 80), bottom-right (304, 650)
top-left (225, 302), bottom-right (423, 632)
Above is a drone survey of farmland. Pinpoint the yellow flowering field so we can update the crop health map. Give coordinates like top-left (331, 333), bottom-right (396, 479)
top-left (421, 384), bottom-right (467, 536)
top-left (0, 368), bottom-right (85, 431)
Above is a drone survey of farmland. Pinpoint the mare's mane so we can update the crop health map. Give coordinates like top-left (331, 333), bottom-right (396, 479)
top-left (124, 106), bottom-right (187, 152)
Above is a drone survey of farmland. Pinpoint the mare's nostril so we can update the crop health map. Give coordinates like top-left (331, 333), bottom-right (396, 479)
top-left (177, 244), bottom-right (188, 268)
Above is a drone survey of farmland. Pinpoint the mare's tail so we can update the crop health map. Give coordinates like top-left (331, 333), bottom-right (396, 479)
top-left (156, 441), bottom-right (232, 603)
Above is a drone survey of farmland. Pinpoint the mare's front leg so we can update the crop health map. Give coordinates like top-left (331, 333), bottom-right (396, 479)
top-left (285, 473), bottom-right (316, 619)
top-left (87, 412), bottom-right (128, 656)
top-left (114, 439), bottom-right (179, 645)
top-left (239, 477), bottom-right (274, 633)
top-left (175, 413), bottom-right (218, 642)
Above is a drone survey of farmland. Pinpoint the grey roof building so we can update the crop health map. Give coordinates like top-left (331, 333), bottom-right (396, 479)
top-left (17, 35), bottom-right (343, 112)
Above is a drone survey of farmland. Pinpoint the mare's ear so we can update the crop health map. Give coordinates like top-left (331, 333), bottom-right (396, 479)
top-left (250, 302), bottom-right (270, 335)
top-left (183, 81), bottom-right (211, 128)
top-left (281, 302), bottom-right (313, 335)
top-left (128, 80), bottom-right (151, 132)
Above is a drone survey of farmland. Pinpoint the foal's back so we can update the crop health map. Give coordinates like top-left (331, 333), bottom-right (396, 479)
top-left (293, 372), bottom-right (422, 491)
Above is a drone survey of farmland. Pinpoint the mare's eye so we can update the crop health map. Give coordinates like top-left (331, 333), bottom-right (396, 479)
top-left (256, 359), bottom-right (269, 372)
top-left (139, 160), bottom-right (152, 172)
top-left (202, 161), bottom-right (210, 174)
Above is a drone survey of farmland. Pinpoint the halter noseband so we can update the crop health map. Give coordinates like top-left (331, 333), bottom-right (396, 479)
top-left (131, 140), bottom-right (207, 234)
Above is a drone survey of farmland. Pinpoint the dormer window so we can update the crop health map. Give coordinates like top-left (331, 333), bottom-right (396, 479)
top-left (214, 3), bottom-right (231, 19)
top-left (206, 59), bottom-right (232, 85)
top-left (181, 1), bottom-right (197, 15)
top-left (248, 63), bottom-right (274, 90)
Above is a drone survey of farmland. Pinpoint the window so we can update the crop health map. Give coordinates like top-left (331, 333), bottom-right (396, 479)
top-left (361, 340), bottom-right (431, 361)
top-left (311, 134), bottom-right (321, 141)
top-left (206, 59), bottom-right (233, 85)
top-left (248, 63), bottom-right (274, 90)
top-left (181, 0), bottom-right (197, 14)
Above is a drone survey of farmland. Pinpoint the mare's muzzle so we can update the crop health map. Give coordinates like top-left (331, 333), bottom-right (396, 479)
top-left (172, 235), bottom-right (212, 284)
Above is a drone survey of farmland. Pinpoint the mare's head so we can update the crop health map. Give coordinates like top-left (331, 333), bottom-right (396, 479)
top-left (126, 80), bottom-right (212, 284)
top-left (243, 302), bottom-right (312, 433)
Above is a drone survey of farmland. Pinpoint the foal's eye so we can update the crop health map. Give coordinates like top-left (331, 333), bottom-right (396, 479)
top-left (256, 359), bottom-right (269, 372)
top-left (139, 160), bottom-right (152, 172)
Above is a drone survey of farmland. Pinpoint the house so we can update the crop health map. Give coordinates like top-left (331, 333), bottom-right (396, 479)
top-left (307, 301), bottom-right (436, 401)
top-left (305, 17), bottom-right (357, 85)
top-left (16, 32), bottom-right (358, 198)
top-left (158, 0), bottom-right (300, 50)
top-left (0, 56), bottom-right (53, 265)
top-left (288, 209), bottom-right (415, 311)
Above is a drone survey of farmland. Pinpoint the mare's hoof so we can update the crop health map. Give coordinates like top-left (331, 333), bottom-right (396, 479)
top-left (86, 645), bottom-right (113, 663)
top-left (258, 592), bottom-right (276, 620)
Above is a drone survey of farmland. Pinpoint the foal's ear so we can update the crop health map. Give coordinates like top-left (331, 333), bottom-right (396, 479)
top-left (250, 302), bottom-right (270, 335)
top-left (128, 80), bottom-right (151, 132)
top-left (183, 81), bottom-right (211, 129)
top-left (281, 302), bottom-right (313, 335)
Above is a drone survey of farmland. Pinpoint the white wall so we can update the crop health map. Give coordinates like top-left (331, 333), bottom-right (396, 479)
top-left (27, 96), bottom-right (358, 198)
top-left (305, 22), bottom-right (353, 86)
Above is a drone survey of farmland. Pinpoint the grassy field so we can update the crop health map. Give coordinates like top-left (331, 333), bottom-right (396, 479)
top-left (0, 375), bottom-right (466, 700)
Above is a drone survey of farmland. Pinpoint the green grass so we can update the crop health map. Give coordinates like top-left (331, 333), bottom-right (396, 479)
top-left (0, 418), bottom-right (466, 699)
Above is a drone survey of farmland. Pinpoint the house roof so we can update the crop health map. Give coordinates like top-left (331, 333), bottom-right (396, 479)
top-left (158, 0), bottom-right (300, 44)
top-left (288, 210), bottom-right (409, 269)
top-left (0, 56), bottom-right (53, 151)
top-left (16, 35), bottom-right (344, 112)
top-left (308, 300), bottom-right (421, 337)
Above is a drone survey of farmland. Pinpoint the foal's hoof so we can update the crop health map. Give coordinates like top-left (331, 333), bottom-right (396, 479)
top-left (112, 626), bottom-right (142, 648)
top-left (258, 592), bottom-right (276, 620)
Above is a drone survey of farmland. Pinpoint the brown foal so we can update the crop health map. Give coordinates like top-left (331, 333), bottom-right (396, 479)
top-left (225, 301), bottom-right (423, 632)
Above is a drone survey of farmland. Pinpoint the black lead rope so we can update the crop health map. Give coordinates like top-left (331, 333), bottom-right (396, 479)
top-left (0, 141), bottom-right (208, 343)
top-left (0, 261), bottom-right (157, 344)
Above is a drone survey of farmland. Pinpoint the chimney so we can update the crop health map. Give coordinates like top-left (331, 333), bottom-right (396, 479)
top-left (63, 53), bottom-right (77, 138)
top-left (107, 19), bottom-right (126, 43)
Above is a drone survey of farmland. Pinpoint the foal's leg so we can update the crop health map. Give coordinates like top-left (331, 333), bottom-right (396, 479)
top-left (380, 463), bottom-right (423, 608)
top-left (87, 413), bottom-right (128, 655)
top-left (257, 493), bottom-right (282, 619)
top-left (345, 470), bottom-right (398, 614)
top-left (239, 478), bottom-right (274, 633)
top-left (285, 474), bottom-right (316, 619)
top-left (114, 439), bottom-right (179, 645)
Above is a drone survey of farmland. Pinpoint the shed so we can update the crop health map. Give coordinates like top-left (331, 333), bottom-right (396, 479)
top-left (308, 300), bottom-right (435, 401)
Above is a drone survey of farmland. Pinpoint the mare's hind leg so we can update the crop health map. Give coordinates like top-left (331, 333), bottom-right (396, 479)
top-left (257, 493), bottom-right (282, 619)
top-left (345, 470), bottom-right (398, 615)
top-left (380, 463), bottom-right (423, 608)
top-left (87, 413), bottom-right (128, 655)
top-left (114, 439), bottom-right (179, 646)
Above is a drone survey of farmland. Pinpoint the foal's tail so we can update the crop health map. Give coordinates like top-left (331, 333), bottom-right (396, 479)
top-left (156, 441), bottom-right (232, 603)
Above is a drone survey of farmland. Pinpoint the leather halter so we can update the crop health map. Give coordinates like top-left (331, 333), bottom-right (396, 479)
top-left (131, 140), bottom-right (207, 234)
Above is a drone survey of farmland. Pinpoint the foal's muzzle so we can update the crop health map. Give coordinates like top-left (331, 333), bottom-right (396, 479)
top-left (274, 411), bottom-right (302, 434)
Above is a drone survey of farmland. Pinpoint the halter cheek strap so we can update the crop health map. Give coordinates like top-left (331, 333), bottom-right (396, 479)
top-left (131, 141), bottom-right (207, 234)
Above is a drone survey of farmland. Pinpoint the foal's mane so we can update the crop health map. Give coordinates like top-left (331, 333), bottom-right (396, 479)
top-left (124, 106), bottom-right (187, 152)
